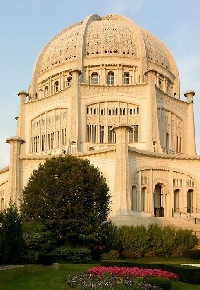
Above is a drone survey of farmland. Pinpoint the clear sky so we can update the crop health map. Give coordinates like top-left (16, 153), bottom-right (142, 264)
top-left (0, 0), bottom-right (200, 168)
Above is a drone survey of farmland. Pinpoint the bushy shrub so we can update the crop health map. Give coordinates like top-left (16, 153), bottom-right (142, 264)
top-left (51, 246), bottom-right (92, 263)
top-left (121, 249), bottom-right (139, 259)
top-left (101, 250), bottom-right (120, 260)
top-left (23, 220), bottom-right (56, 263)
top-left (147, 224), bottom-right (176, 257)
top-left (173, 229), bottom-right (198, 256)
top-left (98, 221), bottom-right (120, 251)
top-left (118, 225), bottom-right (148, 257)
top-left (99, 222), bottom-right (197, 259)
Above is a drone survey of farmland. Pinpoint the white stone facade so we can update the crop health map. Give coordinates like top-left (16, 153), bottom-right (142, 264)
top-left (0, 14), bottom-right (200, 227)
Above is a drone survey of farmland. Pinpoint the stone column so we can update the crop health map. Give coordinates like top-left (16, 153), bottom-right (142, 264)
top-left (113, 125), bottom-right (131, 215)
top-left (17, 91), bottom-right (28, 136)
top-left (184, 90), bottom-right (196, 155)
top-left (17, 91), bottom-right (28, 155)
top-left (6, 136), bottom-right (25, 207)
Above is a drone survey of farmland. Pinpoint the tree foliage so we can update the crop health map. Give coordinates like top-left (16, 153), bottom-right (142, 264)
top-left (105, 223), bottom-right (198, 258)
top-left (21, 155), bottom-right (110, 246)
top-left (23, 220), bottom-right (56, 263)
top-left (0, 201), bottom-right (25, 264)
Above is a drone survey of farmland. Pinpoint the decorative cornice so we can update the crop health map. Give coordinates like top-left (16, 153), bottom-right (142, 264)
top-left (0, 166), bottom-right (9, 174)
top-left (128, 146), bottom-right (200, 160)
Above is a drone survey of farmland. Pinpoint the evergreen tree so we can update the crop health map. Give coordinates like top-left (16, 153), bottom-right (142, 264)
top-left (0, 201), bottom-right (25, 264)
top-left (21, 155), bottom-right (110, 246)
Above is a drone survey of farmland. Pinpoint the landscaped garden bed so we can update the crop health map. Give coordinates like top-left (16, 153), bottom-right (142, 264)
top-left (67, 265), bottom-right (179, 289)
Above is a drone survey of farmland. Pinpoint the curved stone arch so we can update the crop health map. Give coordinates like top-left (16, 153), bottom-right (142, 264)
top-left (131, 166), bottom-right (199, 190)
top-left (153, 175), bottom-right (170, 194)
top-left (132, 165), bottom-right (199, 184)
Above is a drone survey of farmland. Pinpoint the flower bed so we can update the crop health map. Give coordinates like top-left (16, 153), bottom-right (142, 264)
top-left (67, 266), bottom-right (179, 289)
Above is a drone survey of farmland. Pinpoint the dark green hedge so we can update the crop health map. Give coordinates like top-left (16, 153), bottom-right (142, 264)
top-left (38, 247), bottom-right (92, 265)
top-left (161, 264), bottom-right (200, 285)
top-left (182, 249), bottom-right (200, 259)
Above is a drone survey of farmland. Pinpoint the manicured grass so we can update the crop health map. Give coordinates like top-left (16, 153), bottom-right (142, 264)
top-left (171, 281), bottom-right (200, 290)
top-left (0, 262), bottom-right (200, 290)
top-left (127, 256), bottom-right (200, 264)
top-left (0, 264), bottom-right (93, 290)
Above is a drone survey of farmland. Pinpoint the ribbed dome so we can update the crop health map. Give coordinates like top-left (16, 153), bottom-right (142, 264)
top-left (31, 14), bottom-right (179, 94)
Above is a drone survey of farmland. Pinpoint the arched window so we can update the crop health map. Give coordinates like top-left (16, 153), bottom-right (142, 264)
top-left (107, 71), bottom-right (114, 85)
top-left (123, 72), bottom-right (130, 84)
top-left (67, 75), bottom-right (72, 87)
top-left (54, 81), bottom-right (59, 93)
top-left (187, 189), bottom-right (193, 213)
top-left (131, 186), bottom-right (137, 211)
top-left (108, 126), bottom-right (116, 143)
top-left (141, 187), bottom-right (147, 211)
top-left (174, 189), bottom-right (179, 213)
top-left (91, 72), bottom-right (99, 84)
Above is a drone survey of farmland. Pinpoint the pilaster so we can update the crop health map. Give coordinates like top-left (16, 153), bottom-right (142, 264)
top-left (6, 136), bottom-right (25, 207)
top-left (113, 125), bottom-right (131, 215)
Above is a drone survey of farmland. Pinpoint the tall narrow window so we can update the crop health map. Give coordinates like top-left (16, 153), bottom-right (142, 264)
top-left (141, 187), bottom-right (146, 211)
top-left (174, 189), bottom-right (179, 213)
top-left (108, 126), bottom-right (116, 143)
top-left (107, 71), bottom-right (114, 85)
top-left (41, 135), bottom-right (45, 151)
top-left (56, 131), bottom-right (60, 147)
top-left (44, 86), bottom-right (48, 97)
top-left (123, 72), bottom-right (130, 84)
top-left (176, 136), bottom-right (181, 153)
top-left (92, 125), bottom-right (97, 143)
top-left (131, 186), bottom-right (137, 211)
top-left (87, 125), bottom-right (91, 142)
top-left (91, 72), bottom-right (99, 84)
top-left (166, 133), bottom-right (169, 152)
top-left (54, 81), bottom-right (59, 93)
top-left (134, 125), bottom-right (138, 142)
top-left (129, 128), bottom-right (133, 143)
top-left (187, 189), bottom-right (193, 213)
top-left (120, 108), bottom-right (126, 115)
top-left (100, 126), bottom-right (104, 143)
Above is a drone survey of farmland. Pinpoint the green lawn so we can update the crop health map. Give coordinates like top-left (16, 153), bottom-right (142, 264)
top-left (0, 264), bottom-right (92, 290)
top-left (0, 263), bottom-right (200, 290)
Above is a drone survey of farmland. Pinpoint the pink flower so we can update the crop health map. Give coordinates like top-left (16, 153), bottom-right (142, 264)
top-left (87, 266), bottom-right (179, 280)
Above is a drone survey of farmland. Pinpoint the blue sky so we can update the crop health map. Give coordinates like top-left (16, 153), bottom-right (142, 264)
top-left (0, 0), bottom-right (200, 168)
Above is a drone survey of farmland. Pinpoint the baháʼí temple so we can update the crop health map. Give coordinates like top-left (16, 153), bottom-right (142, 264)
top-left (0, 14), bottom-right (200, 230)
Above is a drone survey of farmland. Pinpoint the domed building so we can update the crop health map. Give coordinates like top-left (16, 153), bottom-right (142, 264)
top-left (1, 14), bottom-right (200, 229)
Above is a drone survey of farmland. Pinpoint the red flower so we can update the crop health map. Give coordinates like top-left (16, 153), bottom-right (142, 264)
top-left (87, 266), bottom-right (179, 280)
